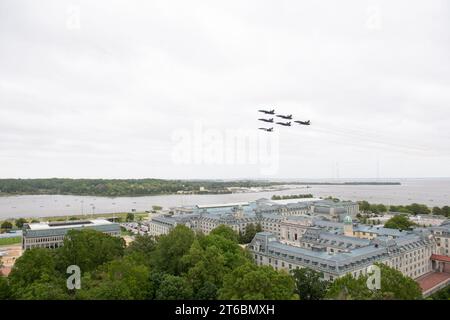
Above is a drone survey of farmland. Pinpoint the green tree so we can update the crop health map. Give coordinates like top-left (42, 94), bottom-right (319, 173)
top-left (56, 229), bottom-right (125, 273)
top-left (151, 225), bottom-right (195, 275)
top-left (442, 206), bottom-right (450, 217)
top-left (432, 207), bottom-right (442, 216)
top-left (429, 285), bottom-right (450, 300)
top-left (0, 276), bottom-right (11, 300)
top-left (325, 274), bottom-right (372, 300)
top-left (326, 263), bottom-right (422, 300)
top-left (125, 234), bottom-right (157, 266)
top-left (209, 225), bottom-right (238, 243)
top-left (358, 201), bottom-right (370, 212)
top-left (77, 256), bottom-right (151, 300)
top-left (155, 274), bottom-right (193, 300)
top-left (15, 218), bottom-right (28, 229)
top-left (219, 263), bottom-right (297, 300)
top-left (182, 240), bottom-right (226, 299)
top-left (1, 221), bottom-right (13, 230)
top-left (291, 267), bottom-right (329, 300)
top-left (373, 263), bottom-right (422, 300)
top-left (384, 215), bottom-right (415, 230)
top-left (376, 204), bottom-right (387, 213)
top-left (17, 275), bottom-right (69, 300)
top-left (199, 231), bottom-right (251, 271)
top-left (406, 203), bottom-right (430, 215)
top-left (239, 223), bottom-right (257, 244)
top-left (8, 248), bottom-right (60, 299)
top-left (126, 213), bottom-right (135, 222)
top-left (369, 204), bottom-right (379, 214)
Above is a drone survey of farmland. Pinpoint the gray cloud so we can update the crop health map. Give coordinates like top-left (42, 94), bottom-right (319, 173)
top-left (0, 0), bottom-right (449, 179)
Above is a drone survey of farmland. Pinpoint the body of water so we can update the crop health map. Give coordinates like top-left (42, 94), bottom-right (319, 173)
top-left (0, 178), bottom-right (449, 219)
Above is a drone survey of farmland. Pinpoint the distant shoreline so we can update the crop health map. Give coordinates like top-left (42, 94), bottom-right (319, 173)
top-left (0, 180), bottom-right (401, 198)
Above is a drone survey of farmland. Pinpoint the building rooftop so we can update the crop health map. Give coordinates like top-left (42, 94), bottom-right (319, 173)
top-left (26, 219), bottom-right (114, 230)
top-left (267, 198), bottom-right (323, 205)
top-left (196, 202), bottom-right (249, 209)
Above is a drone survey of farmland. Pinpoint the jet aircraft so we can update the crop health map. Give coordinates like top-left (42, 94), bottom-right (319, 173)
top-left (294, 120), bottom-right (311, 125)
top-left (258, 127), bottom-right (273, 132)
top-left (258, 109), bottom-right (275, 115)
top-left (276, 121), bottom-right (291, 126)
top-left (276, 114), bottom-right (292, 120)
top-left (258, 118), bottom-right (274, 123)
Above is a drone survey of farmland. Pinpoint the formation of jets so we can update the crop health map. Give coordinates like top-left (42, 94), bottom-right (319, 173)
top-left (258, 109), bottom-right (311, 132)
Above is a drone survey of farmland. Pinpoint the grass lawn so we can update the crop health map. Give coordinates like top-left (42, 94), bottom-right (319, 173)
top-left (0, 236), bottom-right (22, 246)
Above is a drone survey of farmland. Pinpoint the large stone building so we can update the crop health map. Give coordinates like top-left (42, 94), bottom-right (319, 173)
top-left (250, 217), bottom-right (450, 281)
top-left (148, 198), bottom-right (450, 283)
top-left (22, 219), bottom-right (121, 250)
top-left (430, 220), bottom-right (450, 256)
top-left (146, 198), bottom-right (359, 237)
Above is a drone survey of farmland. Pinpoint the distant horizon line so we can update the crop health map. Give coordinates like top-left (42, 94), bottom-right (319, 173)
top-left (1, 177), bottom-right (449, 181)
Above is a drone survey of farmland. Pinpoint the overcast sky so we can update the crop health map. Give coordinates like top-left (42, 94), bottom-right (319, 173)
top-left (0, 0), bottom-right (449, 179)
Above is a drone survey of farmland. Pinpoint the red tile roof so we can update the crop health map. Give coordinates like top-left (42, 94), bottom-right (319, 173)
top-left (431, 254), bottom-right (450, 263)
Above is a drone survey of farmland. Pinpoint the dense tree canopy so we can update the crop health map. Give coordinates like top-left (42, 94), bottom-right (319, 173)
top-left (291, 268), bottom-right (329, 300)
top-left (0, 178), bottom-right (292, 197)
top-left (1, 221), bottom-right (13, 230)
top-left (77, 256), bottom-right (151, 300)
top-left (14, 218), bottom-right (28, 229)
top-left (238, 223), bottom-right (262, 244)
top-left (219, 263), bottom-right (298, 300)
top-left (56, 229), bottom-right (125, 273)
top-left (151, 225), bottom-right (196, 275)
top-left (0, 276), bottom-right (11, 300)
top-left (125, 234), bottom-right (157, 266)
top-left (384, 215), bottom-right (415, 230)
top-left (358, 200), bottom-right (449, 217)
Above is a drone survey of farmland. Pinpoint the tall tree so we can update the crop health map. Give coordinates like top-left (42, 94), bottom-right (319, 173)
top-left (325, 274), bottom-right (372, 300)
top-left (151, 225), bottom-right (195, 275)
top-left (56, 229), bottom-right (125, 273)
top-left (209, 225), bottom-right (238, 243)
top-left (182, 240), bottom-right (226, 299)
top-left (8, 248), bottom-right (57, 289)
top-left (155, 274), bottom-right (193, 300)
top-left (373, 263), bottom-right (422, 300)
top-left (15, 218), bottom-right (28, 229)
top-left (0, 276), bottom-right (11, 300)
top-left (1, 221), bottom-right (13, 230)
top-left (326, 263), bottom-right (422, 300)
top-left (126, 213), bottom-right (135, 222)
top-left (432, 207), bottom-right (442, 216)
top-left (384, 215), bottom-right (415, 230)
top-left (77, 256), bottom-right (151, 300)
top-left (358, 201), bottom-right (370, 212)
top-left (125, 234), bottom-right (157, 266)
top-left (8, 248), bottom-right (61, 299)
top-left (219, 263), bottom-right (297, 300)
top-left (291, 267), bottom-right (329, 300)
